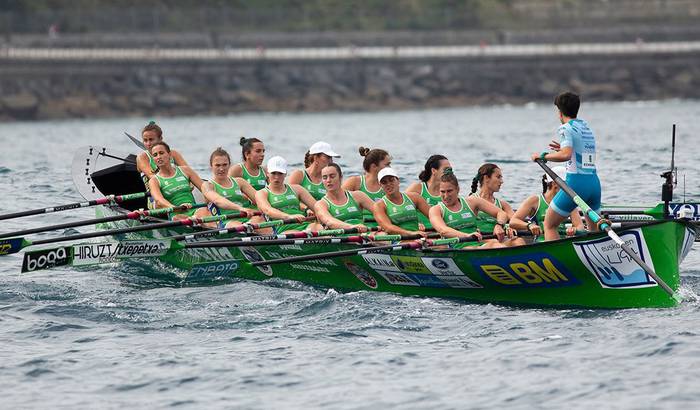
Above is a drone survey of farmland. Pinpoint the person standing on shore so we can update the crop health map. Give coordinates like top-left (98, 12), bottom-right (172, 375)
top-left (531, 91), bottom-right (601, 240)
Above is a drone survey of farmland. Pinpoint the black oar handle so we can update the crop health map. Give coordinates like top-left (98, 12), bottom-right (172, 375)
top-left (0, 213), bottom-right (131, 239)
top-left (0, 192), bottom-right (148, 222)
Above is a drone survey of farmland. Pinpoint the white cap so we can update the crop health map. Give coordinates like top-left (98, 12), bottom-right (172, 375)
top-left (378, 167), bottom-right (399, 182)
top-left (545, 166), bottom-right (567, 183)
top-left (308, 141), bottom-right (340, 158)
top-left (266, 156), bottom-right (288, 174)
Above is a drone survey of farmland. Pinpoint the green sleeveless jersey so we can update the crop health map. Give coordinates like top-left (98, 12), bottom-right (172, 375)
top-left (301, 171), bottom-right (327, 200)
top-left (240, 163), bottom-right (267, 191)
top-left (419, 182), bottom-right (441, 229)
top-left (382, 193), bottom-right (419, 231)
top-left (470, 193), bottom-right (503, 233)
top-left (530, 194), bottom-right (567, 241)
top-left (439, 197), bottom-right (477, 232)
top-left (266, 184), bottom-right (308, 233)
top-left (322, 191), bottom-right (363, 225)
top-left (359, 175), bottom-right (384, 222)
top-left (155, 167), bottom-right (196, 216)
top-left (209, 177), bottom-right (252, 216)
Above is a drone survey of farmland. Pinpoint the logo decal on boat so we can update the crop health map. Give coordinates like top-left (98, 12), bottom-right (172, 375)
top-left (422, 257), bottom-right (482, 288)
top-left (360, 254), bottom-right (480, 289)
top-left (472, 253), bottom-right (578, 288)
top-left (343, 259), bottom-right (378, 289)
top-left (22, 247), bottom-right (71, 273)
top-left (573, 229), bottom-right (656, 288)
top-left (239, 246), bottom-right (273, 276)
top-left (189, 261), bottom-right (239, 279)
top-left (72, 240), bottom-right (170, 266)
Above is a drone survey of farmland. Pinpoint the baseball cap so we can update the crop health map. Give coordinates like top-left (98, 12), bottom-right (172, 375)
top-left (378, 167), bottom-right (399, 182)
top-left (267, 156), bottom-right (288, 174)
top-left (308, 141), bottom-right (340, 158)
top-left (545, 166), bottom-right (567, 183)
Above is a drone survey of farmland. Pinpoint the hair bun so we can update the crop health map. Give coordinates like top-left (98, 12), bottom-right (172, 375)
top-left (148, 120), bottom-right (156, 125)
top-left (239, 137), bottom-right (248, 146)
top-left (358, 146), bottom-right (370, 157)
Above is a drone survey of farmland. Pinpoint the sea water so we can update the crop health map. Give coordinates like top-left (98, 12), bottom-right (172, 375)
top-left (1, 101), bottom-right (699, 409)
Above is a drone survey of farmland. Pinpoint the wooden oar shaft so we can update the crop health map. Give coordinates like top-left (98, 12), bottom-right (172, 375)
top-left (535, 159), bottom-right (675, 298)
top-left (251, 241), bottom-right (422, 266)
top-left (0, 192), bottom-right (148, 222)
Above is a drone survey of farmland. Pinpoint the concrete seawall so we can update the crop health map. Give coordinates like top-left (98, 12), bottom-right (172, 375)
top-left (2, 42), bottom-right (700, 120)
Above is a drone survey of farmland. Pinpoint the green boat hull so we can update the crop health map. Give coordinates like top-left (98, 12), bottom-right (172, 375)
top-left (97, 206), bottom-right (697, 309)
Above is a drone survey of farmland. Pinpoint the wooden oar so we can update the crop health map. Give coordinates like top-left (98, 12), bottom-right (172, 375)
top-left (0, 203), bottom-right (206, 240)
top-left (535, 158), bottom-right (677, 299)
top-left (125, 132), bottom-right (146, 150)
top-left (0, 204), bottom-right (205, 255)
top-left (0, 192), bottom-right (148, 222)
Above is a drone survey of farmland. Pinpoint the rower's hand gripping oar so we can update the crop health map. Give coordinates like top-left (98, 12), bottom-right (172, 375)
top-left (0, 204), bottom-right (207, 256)
top-left (534, 158), bottom-right (678, 300)
top-left (0, 192), bottom-right (148, 222)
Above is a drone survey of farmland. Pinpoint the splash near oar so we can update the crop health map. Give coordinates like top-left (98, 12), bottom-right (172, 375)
top-left (0, 204), bottom-right (207, 256)
top-left (535, 158), bottom-right (678, 299)
top-left (0, 192), bottom-right (148, 222)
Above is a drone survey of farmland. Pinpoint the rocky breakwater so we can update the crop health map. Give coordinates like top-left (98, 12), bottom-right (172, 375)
top-left (2, 47), bottom-right (700, 120)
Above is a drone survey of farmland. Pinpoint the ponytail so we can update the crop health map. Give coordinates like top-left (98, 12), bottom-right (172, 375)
top-left (471, 163), bottom-right (499, 194)
top-left (304, 150), bottom-right (313, 168)
top-left (418, 154), bottom-right (447, 182)
top-left (541, 174), bottom-right (548, 195)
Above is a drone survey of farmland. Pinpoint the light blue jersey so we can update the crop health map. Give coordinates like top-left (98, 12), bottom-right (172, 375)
top-left (558, 118), bottom-right (596, 175)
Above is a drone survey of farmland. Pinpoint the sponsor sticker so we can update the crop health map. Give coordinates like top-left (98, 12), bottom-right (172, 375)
top-left (680, 227), bottom-right (695, 264)
top-left (189, 261), bottom-right (239, 279)
top-left (669, 203), bottom-right (700, 221)
top-left (0, 238), bottom-right (24, 256)
top-left (343, 259), bottom-right (378, 289)
top-left (421, 257), bottom-right (482, 288)
top-left (573, 229), bottom-right (655, 288)
top-left (405, 273), bottom-right (447, 288)
top-left (376, 271), bottom-right (419, 286)
top-left (22, 247), bottom-right (71, 273)
top-left (362, 254), bottom-right (400, 272)
top-left (240, 246), bottom-right (273, 276)
top-left (472, 252), bottom-right (579, 288)
top-left (72, 240), bottom-right (170, 266)
top-left (390, 255), bottom-right (430, 274)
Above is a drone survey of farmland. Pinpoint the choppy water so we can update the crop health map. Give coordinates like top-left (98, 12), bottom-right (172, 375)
top-left (1, 101), bottom-right (699, 409)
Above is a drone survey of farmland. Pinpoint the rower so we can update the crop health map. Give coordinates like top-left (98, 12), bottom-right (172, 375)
top-left (530, 91), bottom-right (601, 240)
top-left (470, 163), bottom-right (516, 235)
top-left (509, 166), bottom-right (583, 240)
top-left (288, 141), bottom-right (341, 200)
top-left (342, 146), bottom-right (391, 226)
top-left (314, 163), bottom-right (375, 232)
top-left (254, 155), bottom-right (322, 233)
top-left (136, 121), bottom-right (188, 182)
top-left (229, 137), bottom-right (267, 191)
top-left (428, 171), bottom-right (512, 248)
top-left (200, 147), bottom-right (262, 228)
top-left (147, 141), bottom-right (205, 221)
top-left (406, 154), bottom-right (451, 230)
top-left (373, 167), bottom-right (431, 237)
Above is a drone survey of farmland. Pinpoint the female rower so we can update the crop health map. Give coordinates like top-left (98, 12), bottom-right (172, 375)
top-left (148, 141), bottom-right (205, 221)
top-left (136, 121), bottom-right (188, 181)
top-left (470, 163), bottom-right (516, 234)
top-left (288, 141), bottom-right (341, 200)
top-left (428, 171), bottom-right (516, 248)
top-left (255, 156), bottom-right (323, 233)
top-left (373, 167), bottom-right (431, 237)
top-left (342, 146), bottom-right (391, 225)
top-left (531, 91), bottom-right (601, 241)
top-left (229, 137), bottom-right (267, 191)
top-left (200, 147), bottom-right (262, 228)
top-left (315, 163), bottom-right (375, 232)
top-left (406, 154), bottom-right (451, 229)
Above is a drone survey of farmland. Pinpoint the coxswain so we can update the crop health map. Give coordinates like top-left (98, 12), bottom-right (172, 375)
top-left (314, 163), bottom-right (375, 232)
top-left (406, 154), bottom-right (451, 230)
top-left (255, 156), bottom-right (322, 233)
top-left (148, 141), bottom-right (205, 221)
top-left (530, 91), bottom-right (601, 240)
top-left (342, 146), bottom-right (391, 226)
top-left (229, 137), bottom-right (267, 191)
top-left (373, 167), bottom-right (431, 237)
top-left (288, 141), bottom-right (341, 200)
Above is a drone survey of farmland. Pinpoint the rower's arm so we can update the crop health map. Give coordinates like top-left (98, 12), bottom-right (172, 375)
top-left (292, 185), bottom-right (318, 212)
top-left (171, 150), bottom-right (189, 167)
top-left (342, 175), bottom-right (360, 191)
top-left (407, 192), bottom-right (431, 218)
top-left (236, 178), bottom-right (258, 207)
top-left (406, 182), bottom-right (421, 194)
top-left (372, 201), bottom-right (416, 236)
top-left (470, 196), bottom-right (509, 226)
top-left (288, 169), bottom-right (303, 185)
top-left (148, 178), bottom-right (175, 209)
top-left (352, 191), bottom-right (375, 214)
top-left (255, 190), bottom-right (290, 220)
top-left (570, 208), bottom-right (585, 231)
top-left (136, 152), bottom-right (155, 179)
top-left (509, 196), bottom-right (538, 230)
top-left (429, 205), bottom-right (472, 239)
top-left (228, 164), bottom-right (243, 178)
top-left (182, 166), bottom-right (204, 192)
top-left (202, 182), bottom-right (245, 212)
